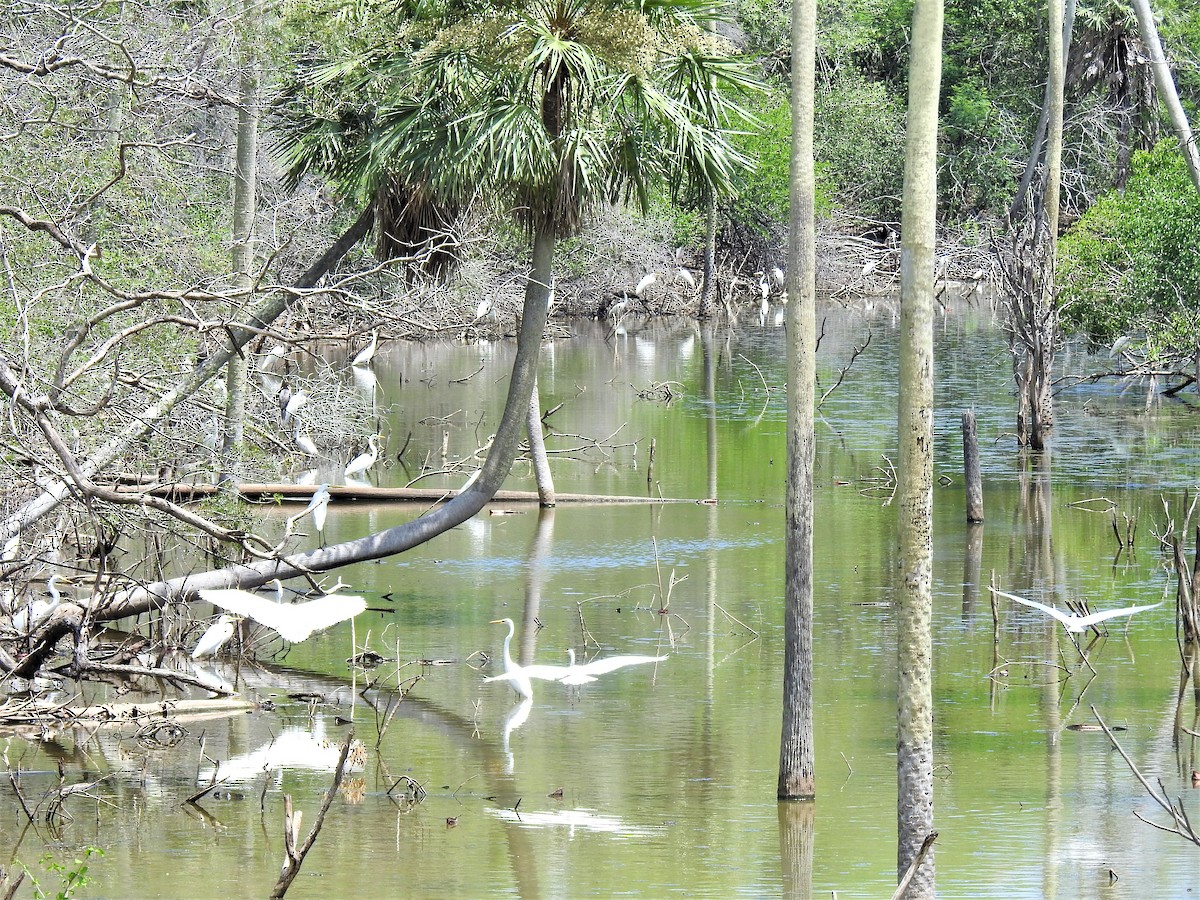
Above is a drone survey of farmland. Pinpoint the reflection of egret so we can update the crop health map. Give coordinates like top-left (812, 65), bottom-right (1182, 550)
top-left (198, 723), bottom-right (360, 784)
top-left (198, 587), bottom-right (366, 643)
top-left (559, 647), bottom-right (667, 685)
top-left (344, 434), bottom-right (380, 479)
top-left (991, 588), bottom-right (1161, 634)
top-left (13, 574), bottom-right (63, 632)
top-left (287, 484), bottom-right (330, 541)
top-left (351, 329), bottom-right (379, 367)
top-left (192, 614), bottom-right (237, 658)
top-left (483, 618), bottom-right (571, 700)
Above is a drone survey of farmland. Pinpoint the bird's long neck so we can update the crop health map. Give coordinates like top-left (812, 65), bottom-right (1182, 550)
top-left (503, 622), bottom-right (517, 671)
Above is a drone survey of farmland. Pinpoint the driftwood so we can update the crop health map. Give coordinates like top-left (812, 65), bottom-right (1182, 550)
top-left (0, 697), bottom-right (255, 729)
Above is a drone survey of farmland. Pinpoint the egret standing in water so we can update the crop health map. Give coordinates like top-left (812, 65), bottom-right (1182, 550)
top-left (192, 614), bottom-right (237, 658)
top-left (344, 434), bottom-right (381, 480)
top-left (352, 329), bottom-right (379, 367)
top-left (483, 617), bottom-right (571, 700)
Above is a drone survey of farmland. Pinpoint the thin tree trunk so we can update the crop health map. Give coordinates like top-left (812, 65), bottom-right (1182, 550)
top-left (778, 0), bottom-right (817, 802)
top-left (219, 0), bottom-right (260, 487)
top-left (527, 378), bottom-right (555, 507)
top-left (1131, 0), bottom-right (1200, 193)
top-left (698, 200), bottom-right (717, 318)
top-left (896, 0), bottom-right (942, 894)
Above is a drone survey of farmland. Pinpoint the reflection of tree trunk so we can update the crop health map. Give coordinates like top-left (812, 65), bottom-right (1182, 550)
top-left (518, 507), bottom-right (555, 666)
top-left (777, 799), bottom-right (815, 898)
top-left (527, 379), bottom-right (555, 507)
top-left (895, 0), bottom-right (942, 893)
top-left (778, 0), bottom-right (817, 802)
top-left (701, 325), bottom-right (718, 500)
top-left (962, 523), bottom-right (983, 626)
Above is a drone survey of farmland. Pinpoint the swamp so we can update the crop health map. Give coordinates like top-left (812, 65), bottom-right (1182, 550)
top-left (1, 302), bottom-right (1198, 897)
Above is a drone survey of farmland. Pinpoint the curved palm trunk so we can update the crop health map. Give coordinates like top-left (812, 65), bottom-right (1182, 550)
top-left (778, 0), bottom-right (817, 802)
top-left (896, 0), bottom-right (942, 894)
top-left (11, 225), bottom-right (556, 677)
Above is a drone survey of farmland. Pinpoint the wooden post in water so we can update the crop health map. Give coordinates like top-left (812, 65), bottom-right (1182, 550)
top-left (647, 437), bottom-right (656, 489)
top-left (962, 410), bottom-right (984, 523)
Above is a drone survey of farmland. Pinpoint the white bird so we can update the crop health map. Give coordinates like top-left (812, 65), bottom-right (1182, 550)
top-left (771, 266), bottom-right (785, 289)
top-left (676, 267), bottom-right (696, 289)
top-left (12, 574), bottom-right (63, 632)
top-left (862, 257), bottom-right (881, 278)
top-left (2, 533), bottom-right (19, 562)
top-left (283, 390), bottom-right (307, 425)
top-left (351, 329), bottom-right (379, 367)
top-left (192, 614), bottom-right (237, 658)
top-left (634, 273), bottom-right (658, 298)
top-left (607, 297), bottom-right (629, 321)
top-left (1109, 335), bottom-right (1133, 358)
top-left (293, 430), bottom-right (320, 457)
top-left (344, 434), bottom-right (381, 479)
top-left (198, 587), bottom-right (366, 644)
top-left (758, 276), bottom-right (770, 301)
top-left (558, 647), bottom-right (668, 685)
top-left (287, 484), bottom-right (330, 540)
top-left (483, 617), bottom-right (572, 700)
top-left (475, 297), bottom-right (496, 322)
top-left (991, 588), bottom-right (1162, 635)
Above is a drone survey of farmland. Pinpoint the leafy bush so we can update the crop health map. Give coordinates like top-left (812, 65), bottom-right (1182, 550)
top-left (1059, 141), bottom-right (1200, 360)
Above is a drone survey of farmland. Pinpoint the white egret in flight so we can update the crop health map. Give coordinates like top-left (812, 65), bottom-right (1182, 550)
top-left (483, 618), bottom-right (571, 700)
top-left (351, 329), bottom-right (379, 367)
top-left (198, 587), bottom-right (366, 644)
top-left (192, 614), bottom-right (237, 658)
top-left (559, 647), bottom-right (668, 685)
top-left (344, 434), bottom-right (381, 479)
top-left (991, 588), bottom-right (1161, 634)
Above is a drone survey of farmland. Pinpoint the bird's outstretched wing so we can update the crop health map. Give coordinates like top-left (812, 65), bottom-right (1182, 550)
top-left (1074, 602), bottom-right (1162, 628)
top-left (990, 588), bottom-right (1073, 627)
top-left (199, 589), bottom-right (365, 643)
top-left (572, 654), bottom-right (668, 677)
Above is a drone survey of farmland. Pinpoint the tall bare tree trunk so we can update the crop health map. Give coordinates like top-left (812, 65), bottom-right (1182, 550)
top-left (698, 200), bottom-right (717, 318)
top-left (778, 0), bottom-right (817, 802)
top-left (1131, 0), bottom-right (1200, 192)
top-left (896, 0), bottom-right (942, 894)
top-left (219, 0), bottom-right (260, 487)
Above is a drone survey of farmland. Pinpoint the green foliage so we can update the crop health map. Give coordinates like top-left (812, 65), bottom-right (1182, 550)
top-left (1059, 142), bottom-right (1200, 360)
top-left (814, 70), bottom-right (906, 222)
top-left (24, 847), bottom-right (104, 900)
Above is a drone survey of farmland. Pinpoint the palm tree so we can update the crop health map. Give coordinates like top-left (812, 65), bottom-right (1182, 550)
top-left (274, 0), bottom-right (761, 502)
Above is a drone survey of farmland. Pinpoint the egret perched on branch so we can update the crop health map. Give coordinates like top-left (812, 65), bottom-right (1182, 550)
top-left (475, 297), bottom-right (497, 323)
top-left (287, 483), bottom-right (330, 541)
top-left (192, 614), bottom-right (237, 658)
top-left (351, 329), bottom-right (379, 367)
top-left (483, 618), bottom-right (571, 700)
top-left (282, 390), bottom-right (307, 425)
top-left (198, 587), bottom-right (366, 644)
top-left (559, 647), bottom-right (668, 685)
top-left (344, 434), bottom-right (381, 479)
top-left (675, 267), bottom-right (696, 289)
top-left (991, 588), bottom-right (1161, 635)
top-left (634, 273), bottom-right (658, 298)
top-left (293, 430), bottom-right (320, 458)
top-left (12, 574), bottom-right (63, 632)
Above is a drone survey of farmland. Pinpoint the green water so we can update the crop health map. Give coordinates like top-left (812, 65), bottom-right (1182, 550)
top-left (3, 300), bottom-right (1198, 898)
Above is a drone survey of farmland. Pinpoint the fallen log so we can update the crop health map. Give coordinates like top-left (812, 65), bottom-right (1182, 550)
top-left (131, 482), bottom-right (711, 505)
top-left (0, 697), bottom-right (256, 729)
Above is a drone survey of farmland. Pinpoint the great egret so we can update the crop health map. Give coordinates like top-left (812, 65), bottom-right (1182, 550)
top-left (192, 614), bottom-right (237, 658)
top-left (286, 484), bottom-right (330, 540)
top-left (483, 617), bottom-right (572, 700)
top-left (559, 647), bottom-right (667, 685)
top-left (475, 297), bottom-right (497, 323)
top-left (1109, 335), bottom-right (1133, 358)
top-left (352, 329), bottom-right (379, 367)
top-left (771, 266), bottom-right (785, 289)
top-left (676, 267), bottom-right (696, 289)
top-left (991, 588), bottom-right (1162, 634)
top-left (293, 430), bottom-right (320, 457)
top-left (12, 574), bottom-right (63, 632)
top-left (344, 434), bottom-right (381, 479)
top-left (283, 390), bottom-right (308, 425)
top-left (198, 587), bottom-right (366, 644)
top-left (634, 273), bottom-right (658, 298)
